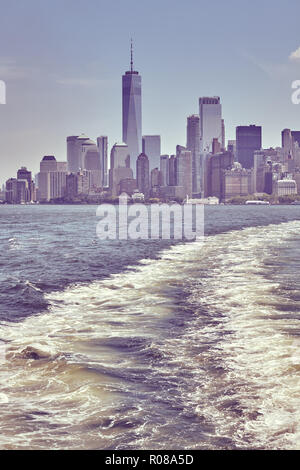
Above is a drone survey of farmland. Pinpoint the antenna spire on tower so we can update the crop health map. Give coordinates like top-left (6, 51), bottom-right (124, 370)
top-left (130, 38), bottom-right (133, 72)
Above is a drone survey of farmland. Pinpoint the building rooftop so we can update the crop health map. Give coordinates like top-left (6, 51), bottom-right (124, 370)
top-left (42, 156), bottom-right (56, 161)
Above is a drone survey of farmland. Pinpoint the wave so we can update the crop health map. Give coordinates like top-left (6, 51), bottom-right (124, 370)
top-left (0, 220), bottom-right (300, 449)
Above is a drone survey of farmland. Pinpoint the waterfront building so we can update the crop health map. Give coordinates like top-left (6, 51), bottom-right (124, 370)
top-left (37, 156), bottom-right (67, 201)
top-left (66, 173), bottom-right (78, 199)
top-left (5, 178), bottom-right (29, 204)
top-left (118, 178), bottom-right (137, 196)
top-left (222, 163), bottom-right (253, 201)
top-left (274, 179), bottom-right (297, 196)
top-left (160, 185), bottom-right (186, 201)
top-left (17, 167), bottom-right (34, 201)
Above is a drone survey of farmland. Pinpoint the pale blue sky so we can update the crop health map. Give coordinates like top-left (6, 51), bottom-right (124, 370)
top-left (1, 0), bottom-right (300, 184)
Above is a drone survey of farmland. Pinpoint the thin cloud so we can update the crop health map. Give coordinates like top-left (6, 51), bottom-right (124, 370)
top-left (56, 77), bottom-right (103, 87)
top-left (56, 76), bottom-right (117, 88)
top-left (289, 46), bottom-right (300, 61)
top-left (0, 59), bottom-right (40, 80)
top-left (239, 51), bottom-right (290, 79)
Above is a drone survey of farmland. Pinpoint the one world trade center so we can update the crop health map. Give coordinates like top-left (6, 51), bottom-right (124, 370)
top-left (122, 41), bottom-right (142, 175)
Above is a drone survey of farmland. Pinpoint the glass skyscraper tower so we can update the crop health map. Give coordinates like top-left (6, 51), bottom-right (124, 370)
top-left (199, 97), bottom-right (222, 153)
top-left (122, 42), bottom-right (142, 175)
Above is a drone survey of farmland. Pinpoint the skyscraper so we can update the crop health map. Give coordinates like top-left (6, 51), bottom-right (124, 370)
top-left (110, 143), bottom-right (131, 169)
top-left (136, 153), bottom-right (150, 198)
top-left (122, 41), bottom-right (142, 176)
top-left (236, 125), bottom-right (262, 169)
top-left (168, 155), bottom-right (177, 186)
top-left (67, 136), bottom-right (79, 173)
top-left (82, 140), bottom-right (102, 190)
top-left (17, 167), bottom-right (33, 201)
top-left (160, 155), bottom-right (169, 186)
top-left (199, 97), bottom-right (222, 153)
top-left (97, 136), bottom-right (108, 187)
top-left (221, 119), bottom-right (225, 150)
top-left (227, 140), bottom-right (236, 159)
top-left (5, 178), bottom-right (29, 204)
top-left (208, 151), bottom-right (234, 199)
top-left (176, 148), bottom-right (193, 198)
top-left (67, 134), bottom-right (93, 173)
top-left (109, 143), bottom-right (133, 197)
top-left (142, 135), bottom-right (161, 171)
top-left (291, 130), bottom-right (300, 148)
top-left (37, 156), bottom-right (67, 201)
top-left (186, 115), bottom-right (201, 195)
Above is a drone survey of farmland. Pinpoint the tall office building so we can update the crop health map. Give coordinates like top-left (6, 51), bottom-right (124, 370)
top-left (82, 140), bottom-right (102, 190)
top-left (67, 134), bottom-right (93, 172)
top-left (236, 125), bottom-right (262, 169)
top-left (212, 138), bottom-right (221, 155)
top-left (151, 168), bottom-right (163, 189)
top-left (17, 167), bottom-right (34, 201)
top-left (186, 115), bottom-right (201, 195)
top-left (160, 155), bottom-right (169, 186)
top-left (136, 153), bottom-right (150, 198)
top-left (227, 140), bottom-right (236, 159)
top-left (281, 129), bottom-right (294, 164)
top-left (37, 156), bottom-right (67, 201)
top-left (221, 119), bottom-right (225, 150)
top-left (176, 148), bottom-right (193, 198)
top-left (110, 143), bottom-right (130, 169)
top-left (282, 128), bottom-right (293, 149)
top-left (199, 97), bottom-right (222, 153)
top-left (169, 155), bottom-right (177, 186)
top-left (207, 151), bottom-right (234, 199)
top-left (67, 136), bottom-right (79, 173)
top-left (142, 136), bottom-right (161, 171)
top-left (122, 42), bottom-right (142, 175)
top-left (5, 178), bottom-right (29, 204)
top-left (291, 131), bottom-right (300, 148)
top-left (109, 143), bottom-right (133, 197)
top-left (97, 136), bottom-right (108, 187)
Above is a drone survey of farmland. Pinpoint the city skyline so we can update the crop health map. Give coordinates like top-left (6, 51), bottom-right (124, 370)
top-left (2, 0), bottom-right (300, 184)
top-left (4, 35), bottom-right (300, 205)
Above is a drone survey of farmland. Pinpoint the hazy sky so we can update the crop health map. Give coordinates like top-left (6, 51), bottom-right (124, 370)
top-left (1, 0), bottom-right (300, 184)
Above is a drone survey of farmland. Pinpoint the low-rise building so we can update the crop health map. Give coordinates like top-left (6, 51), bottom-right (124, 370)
top-left (274, 179), bottom-right (297, 196)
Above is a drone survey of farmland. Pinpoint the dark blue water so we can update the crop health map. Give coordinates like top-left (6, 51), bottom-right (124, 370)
top-left (1, 204), bottom-right (299, 322)
top-left (0, 204), bottom-right (300, 450)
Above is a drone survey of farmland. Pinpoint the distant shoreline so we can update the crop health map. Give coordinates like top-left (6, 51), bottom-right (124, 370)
top-left (1, 202), bottom-right (300, 207)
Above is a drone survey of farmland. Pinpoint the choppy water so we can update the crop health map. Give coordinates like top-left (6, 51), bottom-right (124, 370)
top-left (0, 205), bottom-right (300, 449)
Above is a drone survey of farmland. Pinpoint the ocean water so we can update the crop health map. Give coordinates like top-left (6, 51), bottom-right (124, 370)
top-left (0, 204), bottom-right (300, 449)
